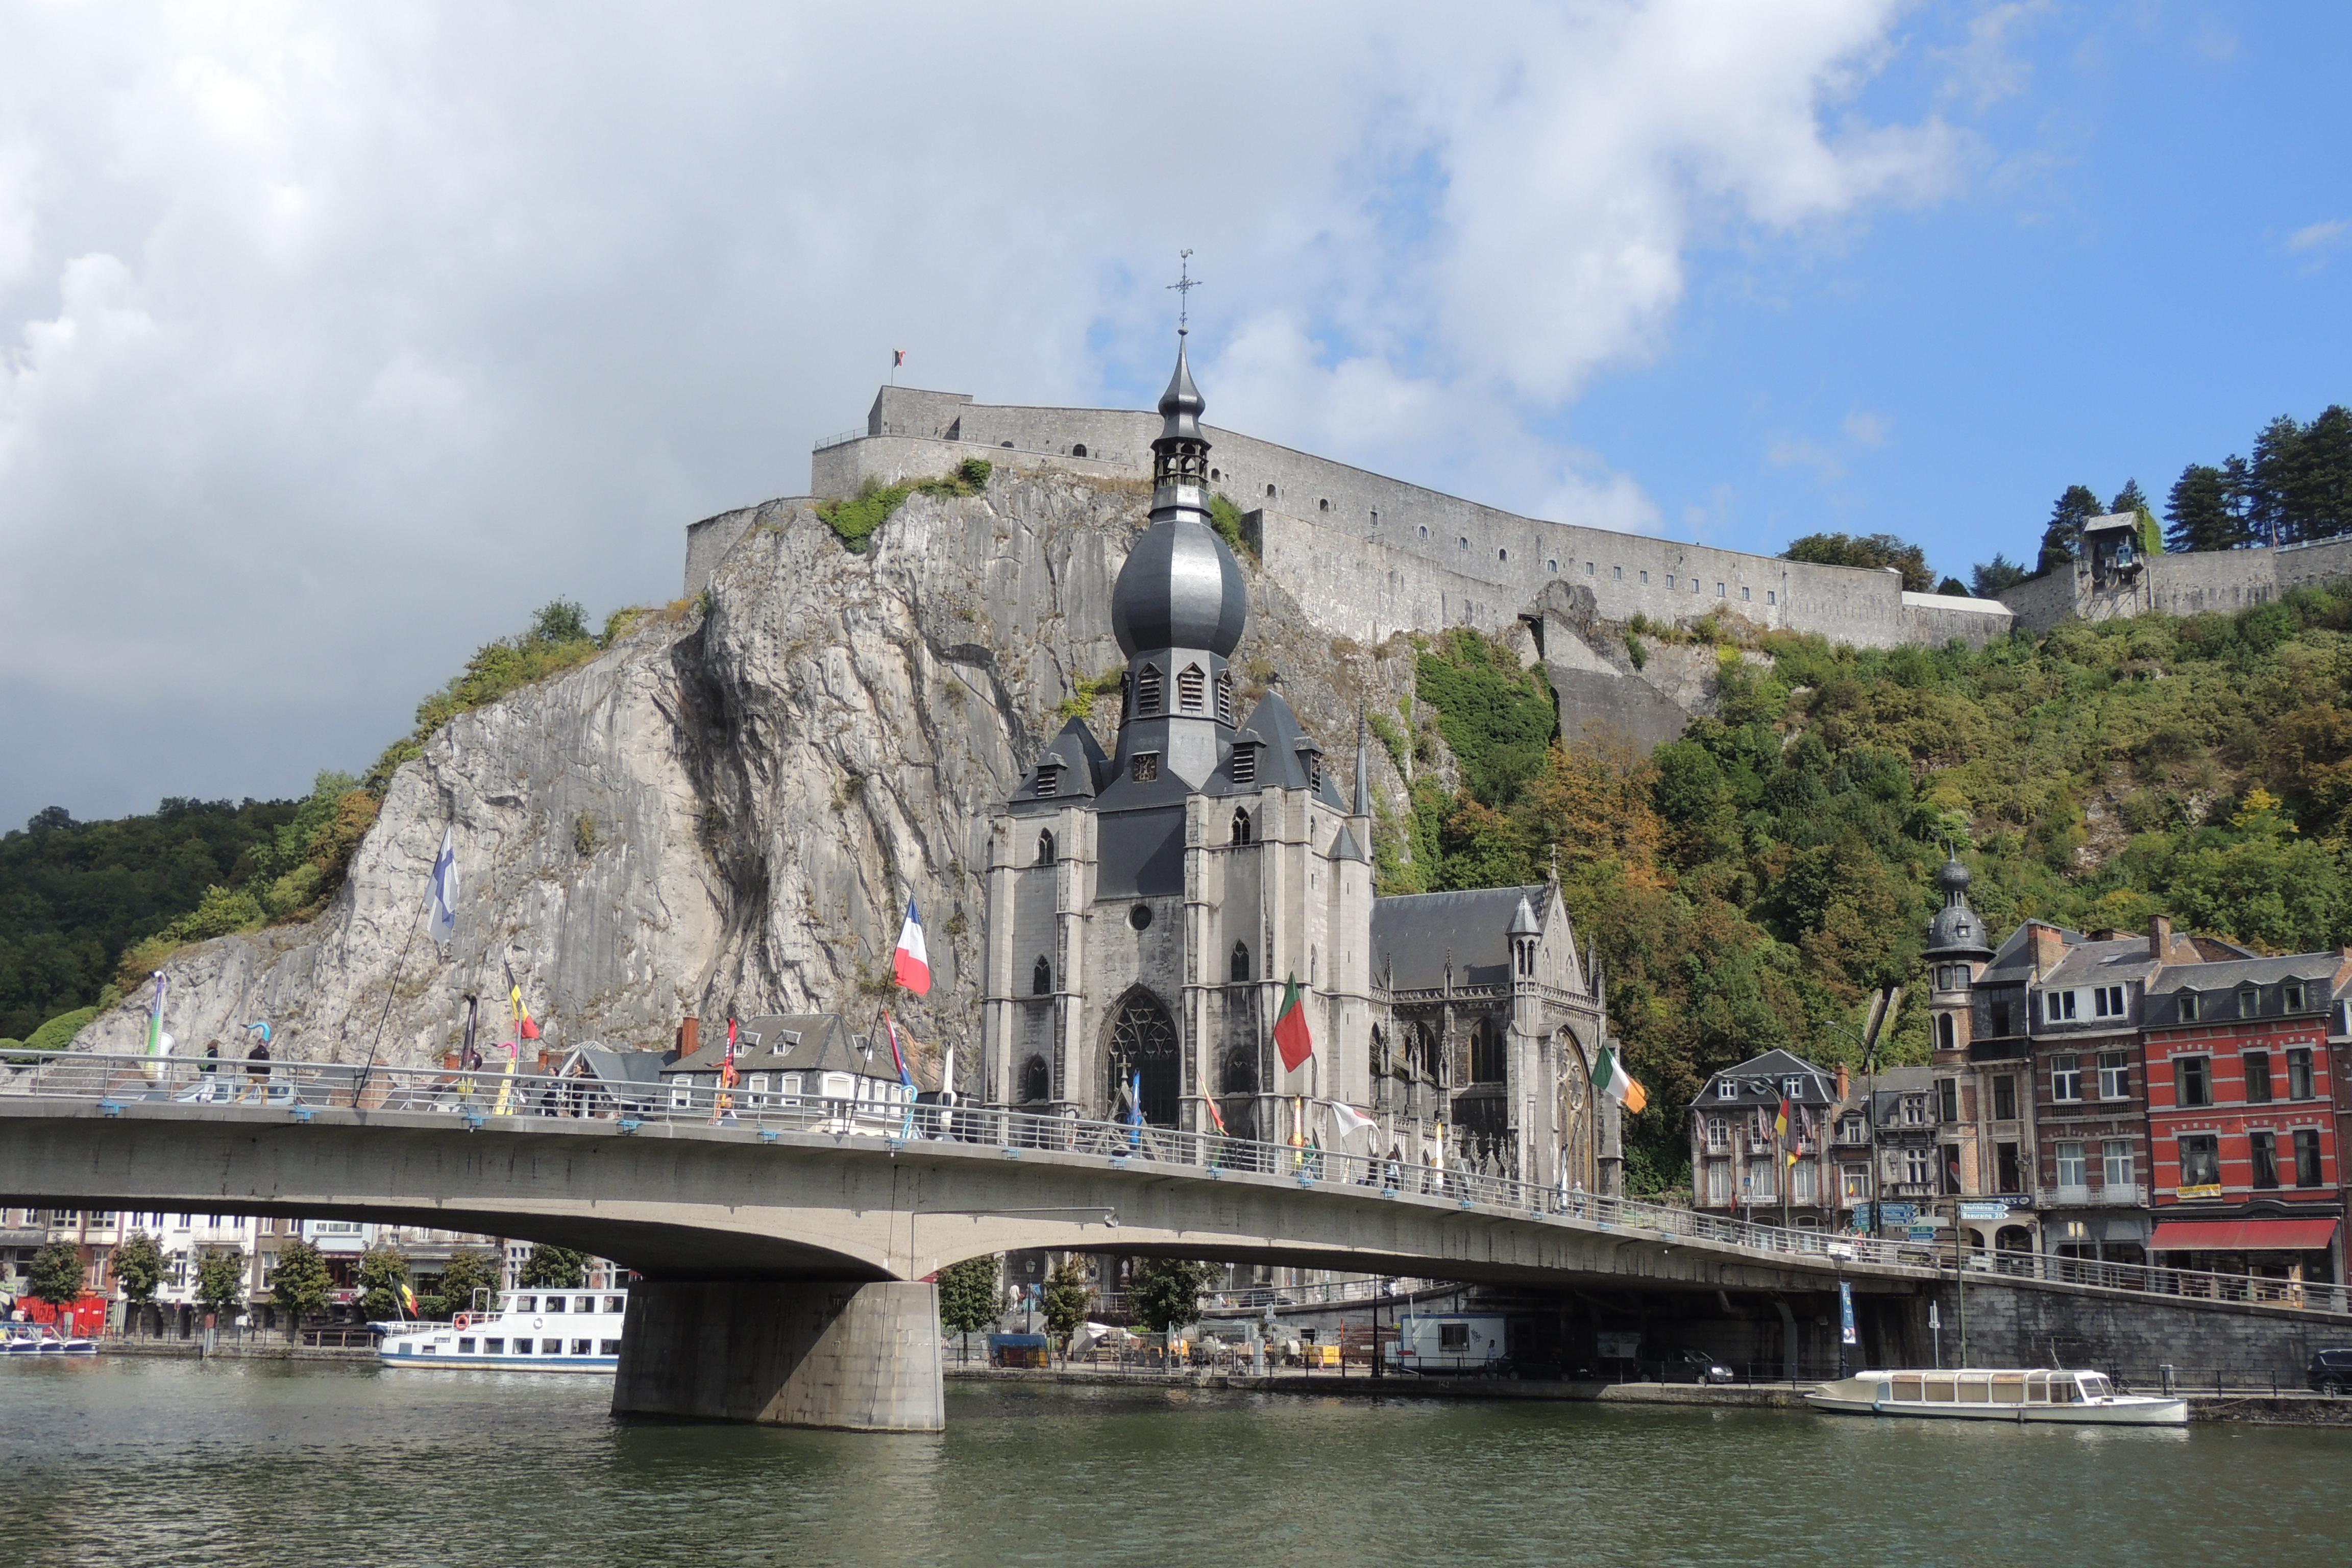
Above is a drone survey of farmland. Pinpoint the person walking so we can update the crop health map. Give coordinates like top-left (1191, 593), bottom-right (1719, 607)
top-left (242, 1035), bottom-right (272, 1102)
top-left (199, 1041), bottom-right (220, 1102)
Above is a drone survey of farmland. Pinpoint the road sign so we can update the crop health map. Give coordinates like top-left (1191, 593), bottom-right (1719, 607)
top-left (1958, 1200), bottom-right (2009, 1220)
top-left (1907, 1224), bottom-right (1937, 1242)
top-left (1880, 1202), bottom-right (1917, 1226)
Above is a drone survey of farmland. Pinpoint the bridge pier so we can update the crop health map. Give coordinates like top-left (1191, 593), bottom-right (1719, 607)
top-left (611, 1280), bottom-right (943, 1432)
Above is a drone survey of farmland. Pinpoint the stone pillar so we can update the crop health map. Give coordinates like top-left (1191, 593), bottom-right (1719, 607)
top-left (612, 1280), bottom-right (944, 1432)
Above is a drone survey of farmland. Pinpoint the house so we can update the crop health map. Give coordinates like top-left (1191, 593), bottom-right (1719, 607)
top-left (1689, 1049), bottom-right (1842, 1228)
top-left (1837, 1065), bottom-right (1939, 1237)
top-left (656, 1013), bottom-right (932, 1120)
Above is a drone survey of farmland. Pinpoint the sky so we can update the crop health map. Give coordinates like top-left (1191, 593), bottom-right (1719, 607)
top-left (2, 1), bottom-right (2345, 825)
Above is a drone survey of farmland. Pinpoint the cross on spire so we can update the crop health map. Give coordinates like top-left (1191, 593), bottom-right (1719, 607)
top-left (1166, 249), bottom-right (1202, 334)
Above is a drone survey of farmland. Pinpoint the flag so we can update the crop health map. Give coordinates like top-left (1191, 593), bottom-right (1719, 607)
top-left (1592, 1046), bottom-right (1647, 1114)
top-left (427, 826), bottom-right (458, 945)
top-left (1326, 1101), bottom-right (1377, 1139)
top-left (143, 973), bottom-right (172, 1080)
top-left (505, 960), bottom-right (541, 1042)
top-left (883, 1010), bottom-right (914, 1089)
top-left (1200, 1093), bottom-right (1229, 1135)
top-left (1272, 973), bottom-right (1313, 1072)
top-left (720, 1016), bottom-right (739, 1088)
top-left (892, 349), bottom-right (906, 368)
top-left (399, 1283), bottom-right (419, 1319)
top-left (1775, 1095), bottom-right (1792, 1143)
top-left (893, 899), bottom-right (932, 994)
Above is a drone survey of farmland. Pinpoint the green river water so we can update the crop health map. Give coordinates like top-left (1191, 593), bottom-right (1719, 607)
top-left (1, 1358), bottom-right (2345, 1566)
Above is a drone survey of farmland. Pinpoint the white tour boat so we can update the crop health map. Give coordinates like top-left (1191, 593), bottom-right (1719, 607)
top-left (377, 1288), bottom-right (627, 1373)
top-left (1806, 1367), bottom-right (2187, 1426)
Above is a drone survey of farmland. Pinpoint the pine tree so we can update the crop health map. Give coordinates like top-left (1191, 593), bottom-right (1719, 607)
top-left (1970, 553), bottom-right (2030, 598)
top-left (2109, 479), bottom-right (2149, 516)
top-left (2247, 416), bottom-right (2301, 546)
top-left (2037, 485), bottom-right (2103, 574)
top-left (2164, 465), bottom-right (2234, 553)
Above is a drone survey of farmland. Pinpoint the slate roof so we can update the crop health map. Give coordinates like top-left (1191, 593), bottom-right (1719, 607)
top-left (1008, 717), bottom-right (1112, 806)
top-left (1371, 885), bottom-right (1549, 990)
top-left (1212, 689), bottom-right (1347, 807)
top-left (1699, 1048), bottom-right (1839, 1106)
top-left (2145, 953), bottom-right (2344, 994)
top-left (2037, 936), bottom-right (2163, 988)
top-left (662, 1013), bottom-right (937, 1089)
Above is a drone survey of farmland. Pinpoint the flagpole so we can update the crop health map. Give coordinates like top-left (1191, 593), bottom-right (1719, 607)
top-left (353, 857), bottom-right (436, 1109)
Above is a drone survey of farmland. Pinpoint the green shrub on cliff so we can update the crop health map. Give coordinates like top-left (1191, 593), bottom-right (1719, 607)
top-left (818, 458), bottom-right (994, 552)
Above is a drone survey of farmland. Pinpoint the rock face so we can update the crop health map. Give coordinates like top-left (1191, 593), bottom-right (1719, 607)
top-left (79, 471), bottom-right (1413, 1083)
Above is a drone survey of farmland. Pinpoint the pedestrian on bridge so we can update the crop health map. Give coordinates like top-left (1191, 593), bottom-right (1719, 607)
top-left (242, 1035), bottom-right (271, 1102)
top-left (198, 1041), bottom-right (220, 1102)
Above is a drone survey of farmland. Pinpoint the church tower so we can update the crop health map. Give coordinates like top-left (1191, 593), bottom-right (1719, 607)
top-left (1924, 854), bottom-right (1993, 1062)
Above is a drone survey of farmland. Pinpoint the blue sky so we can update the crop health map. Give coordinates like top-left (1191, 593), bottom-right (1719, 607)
top-left (1, 2), bottom-right (2345, 823)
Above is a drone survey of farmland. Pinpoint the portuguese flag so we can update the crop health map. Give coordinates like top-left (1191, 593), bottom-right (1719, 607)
top-left (1592, 1046), bottom-right (1648, 1114)
top-left (1272, 972), bottom-right (1315, 1073)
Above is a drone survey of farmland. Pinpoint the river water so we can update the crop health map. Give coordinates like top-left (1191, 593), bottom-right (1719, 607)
top-left (2, 1359), bottom-right (2345, 1566)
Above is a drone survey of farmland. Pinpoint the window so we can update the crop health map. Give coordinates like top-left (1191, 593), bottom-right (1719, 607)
top-left (1716, 1081), bottom-right (1737, 1100)
top-left (1231, 746), bottom-right (1257, 788)
top-left (1993, 1075), bottom-right (2017, 1121)
top-left (1995, 1141), bottom-right (2022, 1193)
top-left (2294, 1129), bottom-right (2323, 1187)
top-left (1270, 484), bottom-right (1280, 498)
top-left (515, 1297), bottom-right (536, 1313)
top-left (1767, 590), bottom-right (1777, 605)
top-left (2097, 1051), bottom-right (2130, 1099)
top-left (1033, 957), bottom-right (1052, 996)
top-left (2051, 1054), bottom-right (2082, 1102)
top-left (1136, 665), bottom-right (1163, 715)
top-left (1613, 566), bottom-right (1623, 580)
top-left (2177, 990), bottom-right (2200, 1022)
top-left (2055, 1141), bottom-right (2086, 1187)
top-left (1903, 1148), bottom-right (1933, 1186)
top-left (2174, 1056), bottom-right (2212, 1108)
top-left (1547, 560), bottom-right (1556, 573)
top-left (1840, 1165), bottom-right (1868, 1202)
top-left (600, 1339), bottom-right (623, 1356)
top-left (2250, 1131), bottom-right (2280, 1189)
top-left (1704, 1114), bottom-right (1729, 1151)
top-left (1990, 1001), bottom-right (2014, 1037)
top-left (1935, 1079), bottom-right (1959, 1124)
top-left (2102, 1139), bottom-right (2134, 1187)
top-left (484, 1338), bottom-right (504, 1355)
top-left (1936, 1014), bottom-right (1956, 1051)
top-left (1469, 1023), bottom-right (1506, 1083)
top-left (2177, 1134), bottom-right (2220, 1190)
top-left (1216, 669), bottom-right (1233, 723)
top-left (2243, 1052), bottom-right (2273, 1103)
top-left (2238, 986), bottom-right (2259, 1019)
top-left (1781, 1076), bottom-right (1803, 1099)
top-left (1705, 1163), bottom-right (1731, 1205)
top-left (1900, 1094), bottom-right (1928, 1127)
top-left (2286, 1046), bottom-right (2314, 1099)
top-left (1177, 664), bottom-right (1205, 712)
top-left (1791, 1162), bottom-right (1816, 1205)
top-left (2284, 982), bottom-right (2308, 1011)
top-left (1035, 762), bottom-right (1062, 798)
top-left (1019, 1056), bottom-right (1049, 1103)
top-left (670, 1081), bottom-right (692, 1110)
top-left (544, 1297), bottom-right (566, 1314)
top-left (2093, 985), bottom-right (2126, 1018)
top-left (1640, 570), bottom-right (1649, 584)
top-left (1836, 1114), bottom-right (1867, 1145)
top-left (2043, 990), bottom-right (2078, 1023)
top-left (1439, 1322), bottom-right (1469, 1352)
top-left (1037, 829), bottom-right (1056, 866)
top-left (1131, 752), bottom-right (1160, 782)
top-left (1742, 586), bottom-right (1751, 601)
top-left (1940, 1144), bottom-right (1963, 1195)
top-left (1498, 547), bottom-right (1508, 562)
top-left (1666, 575), bottom-right (1676, 589)
top-left (1716, 582), bottom-right (1726, 597)
top-left (1586, 562), bottom-right (1595, 575)
top-left (1458, 536), bottom-right (1468, 553)
top-left (1230, 942), bottom-right (1251, 984)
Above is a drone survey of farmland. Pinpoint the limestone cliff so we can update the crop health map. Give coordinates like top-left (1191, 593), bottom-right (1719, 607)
top-left (77, 471), bottom-right (1414, 1082)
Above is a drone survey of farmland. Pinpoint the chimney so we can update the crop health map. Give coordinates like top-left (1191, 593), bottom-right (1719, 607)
top-left (1835, 1063), bottom-right (1851, 1104)
top-left (2028, 922), bottom-right (2067, 975)
top-left (678, 1016), bottom-right (699, 1057)
top-left (2149, 914), bottom-right (2172, 962)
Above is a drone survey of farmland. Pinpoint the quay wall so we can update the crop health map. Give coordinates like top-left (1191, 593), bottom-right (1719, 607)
top-left (1897, 1276), bottom-right (2352, 1384)
top-left (703, 386), bottom-right (2016, 652)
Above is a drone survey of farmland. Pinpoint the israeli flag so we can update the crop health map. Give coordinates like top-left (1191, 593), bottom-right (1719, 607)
top-left (427, 826), bottom-right (459, 945)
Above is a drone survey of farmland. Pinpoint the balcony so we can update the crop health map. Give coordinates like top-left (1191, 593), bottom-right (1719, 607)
top-left (2040, 1182), bottom-right (2147, 1208)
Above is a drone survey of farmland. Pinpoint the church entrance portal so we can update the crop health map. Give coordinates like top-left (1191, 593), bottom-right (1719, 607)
top-left (1107, 991), bottom-right (1180, 1126)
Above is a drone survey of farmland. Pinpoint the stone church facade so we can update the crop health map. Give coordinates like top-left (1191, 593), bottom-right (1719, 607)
top-left (982, 339), bottom-right (1622, 1193)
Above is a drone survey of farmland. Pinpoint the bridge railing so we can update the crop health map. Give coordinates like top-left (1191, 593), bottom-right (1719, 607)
top-left (6, 1051), bottom-right (2345, 1315)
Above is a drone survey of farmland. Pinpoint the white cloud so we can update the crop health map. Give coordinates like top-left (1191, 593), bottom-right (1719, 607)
top-left (1935, 1), bottom-right (2053, 109)
top-left (0, 0), bottom-right (1957, 819)
top-left (1843, 409), bottom-right (1893, 447)
top-left (2285, 218), bottom-right (2347, 256)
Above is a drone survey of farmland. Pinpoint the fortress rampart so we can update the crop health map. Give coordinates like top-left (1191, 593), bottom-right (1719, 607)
top-left (2001, 532), bottom-right (2352, 634)
top-left (688, 386), bottom-right (2017, 653)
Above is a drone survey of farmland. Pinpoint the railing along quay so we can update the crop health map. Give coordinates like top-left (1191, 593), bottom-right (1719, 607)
top-left (5, 1051), bottom-right (2344, 1316)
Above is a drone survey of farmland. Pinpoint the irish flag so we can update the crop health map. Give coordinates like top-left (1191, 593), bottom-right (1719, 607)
top-left (1273, 973), bottom-right (1314, 1072)
top-left (1592, 1046), bottom-right (1648, 1114)
top-left (893, 899), bottom-right (931, 995)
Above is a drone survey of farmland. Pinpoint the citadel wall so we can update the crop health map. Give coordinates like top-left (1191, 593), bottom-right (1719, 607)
top-left (1999, 534), bottom-right (2352, 635)
top-left (710, 386), bottom-right (2017, 652)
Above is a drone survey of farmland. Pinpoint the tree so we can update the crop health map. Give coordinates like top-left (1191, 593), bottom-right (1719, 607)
top-left (530, 598), bottom-right (593, 645)
top-left (427, 1247), bottom-right (503, 1320)
top-left (356, 1242), bottom-right (412, 1321)
top-left (113, 1231), bottom-right (166, 1331)
top-left (1040, 1255), bottom-right (1094, 1359)
top-left (1780, 531), bottom-right (1933, 594)
top-left (1970, 553), bottom-right (2031, 598)
top-left (936, 1254), bottom-right (1002, 1363)
top-left (2109, 479), bottom-right (2149, 517)
top-left (27, 1240), bottom-right (83, 1313)
top-left (2166, 463), bottom-right (2240, 553)
top-left (268, 1238), bottom-right (332, 1340)
top-left (517, 1244), bottom-right (590, 1290)
top-left (193, 1246), bottom-right (245, 1317)
top-left (1127, 1258), bottom-right (1211, 1336)
top-left (1934, 576), bottom-right (1969, 598)
top-left (2038, 484), bottom-right (2103, 574)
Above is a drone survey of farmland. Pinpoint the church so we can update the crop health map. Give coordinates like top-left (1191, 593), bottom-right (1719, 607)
top-left (981, 336), bottom-right (1624, 1194)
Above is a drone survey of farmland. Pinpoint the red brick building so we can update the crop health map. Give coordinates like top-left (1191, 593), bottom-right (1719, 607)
top-left (2141, 954), bottom-right (2347, 1287)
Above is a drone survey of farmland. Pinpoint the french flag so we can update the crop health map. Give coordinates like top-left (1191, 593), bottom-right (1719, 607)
top-left (893, 898), bottom-right (932, 995)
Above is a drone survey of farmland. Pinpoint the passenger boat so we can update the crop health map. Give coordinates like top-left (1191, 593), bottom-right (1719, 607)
top-left (377, 1288), bottom-right (626, 1373)
top-left (1805, 1367), bottom-right (2187, 1425)
top-left (1, 1326), bottom-right (96, 1355)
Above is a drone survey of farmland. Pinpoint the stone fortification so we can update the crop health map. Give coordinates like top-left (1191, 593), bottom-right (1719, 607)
top-left (755, 385), bottom-right (2016, 652)
top-left (81, 469), bottom-right (1411, 1069)
top-left (2001, 529), bottom-right (2352, 635)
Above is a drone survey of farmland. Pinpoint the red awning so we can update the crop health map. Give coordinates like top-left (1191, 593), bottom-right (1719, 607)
top-left (2149, 1217), bottom-right (2341, 1253)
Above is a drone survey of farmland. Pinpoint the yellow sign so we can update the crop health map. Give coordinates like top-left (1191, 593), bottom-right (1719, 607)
top-left (2175, 1183), bottom-right (2223, 1200)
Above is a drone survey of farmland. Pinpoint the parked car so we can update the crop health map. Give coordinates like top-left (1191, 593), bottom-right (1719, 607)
top-left (2307, 1348), bottom-right (2352, 1394)
top-left (1644, 1347), bottom-right (1735, 1384)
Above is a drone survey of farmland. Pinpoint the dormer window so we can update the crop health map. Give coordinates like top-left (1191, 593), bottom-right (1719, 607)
top-left (2178, 990), bottom-right (2200, 1023)
top-left (1035, 763), bottom-right (1062, 798)
top-left (1178, 664), bottom-right (1205, 713)
top-left (2284, 982), bottom-right (2307, 1012)
top-left (1232, 746), bottom-right (1258, 788)
top-left (1215, 669), bottom-right (1233, 724)
top-left (2238, 986), bottom-right (2259, 1019)
top-left (1136, 665), bottom-right (1163, 716)
top-left (1716, 1081), bottom-right (1737, 1100)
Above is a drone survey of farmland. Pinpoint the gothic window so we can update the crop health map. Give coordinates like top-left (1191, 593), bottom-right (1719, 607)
top-left (1216, 669), bottom-right (1233, 724)
top-left (1033, 957), bottom-right (1052, 996)
top-left (1230, 941), bottom-right (1252, 983)
top-left (1232, 747), bottom-right (1257, 788)
top-left (1107, 990), bottom-right (1180, 1126)
top-left (1136, 664), bottom-right (1163, 715)
top-left (1018, 1056), bottom-right (1050, 1104)
top-left (1471, 1021), bottom-right (1507, 1084)
top-left (1231, 807), bottom-right (1253, 844)
top-left (1035, 763), bottom-right (1062, 798)
top-left (1178, 664), bottom-right (1205, 713)
top-left (1220, 1043), bottom-right (1258, 1096)
top-left (1036, 829), bottom-right (1056, 866)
